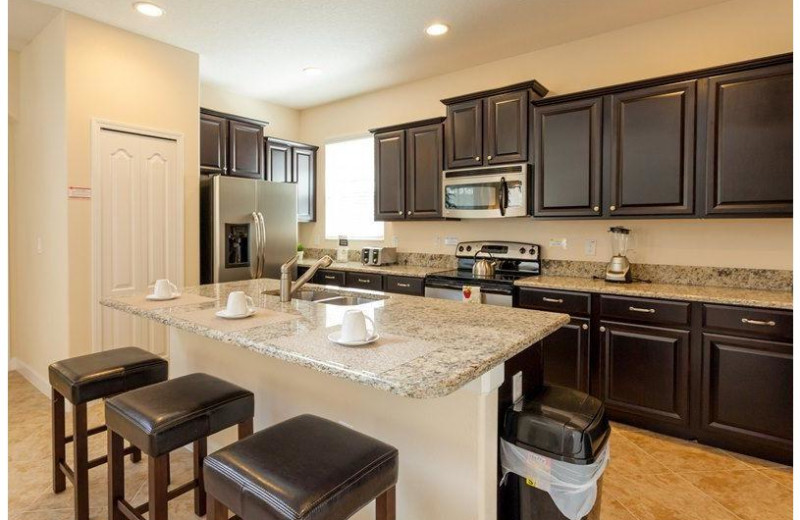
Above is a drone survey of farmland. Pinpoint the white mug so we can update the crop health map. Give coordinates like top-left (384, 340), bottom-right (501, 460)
top-left (226, 291), bottom-right (255, 316)
top-left (153, 279), bottom-right (178, 298)
top-left (340, 310), bottom-right (376, 342)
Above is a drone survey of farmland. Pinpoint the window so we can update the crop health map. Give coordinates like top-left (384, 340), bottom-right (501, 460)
top-left (324, 136), bottom-right (384, 240)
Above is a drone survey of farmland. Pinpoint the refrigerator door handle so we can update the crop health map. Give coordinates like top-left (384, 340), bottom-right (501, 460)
top-left (257, 212), bottom-right (267, 278)
top-left (250, 212), bottom-right (262, 279)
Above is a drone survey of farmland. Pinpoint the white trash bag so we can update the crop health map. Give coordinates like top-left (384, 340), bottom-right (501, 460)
top-left (500, 439), bottom-right (609, 520)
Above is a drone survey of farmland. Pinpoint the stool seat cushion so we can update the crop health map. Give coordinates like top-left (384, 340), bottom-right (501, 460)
top-left (49, 346), bottom-right (168, 405)
top-left (105, 373), bottom-right (254, 457)
top-left (204, 414), bottom-right (398, 520)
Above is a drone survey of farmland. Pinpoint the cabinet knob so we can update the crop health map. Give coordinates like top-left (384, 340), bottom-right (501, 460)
top-left (593, 206), bottom-right (600, 212)
top-left (475, 156), bottom-right (481, 161)
top-left (397, 211), bottom-right (403, 215)
top-left (407, 210), bottom-right (412, 215)
top-left (487, 155), bottom-right (493, 160)
top-left (581, 324), bottom-right (589, 330)
top-left (609, 205), bottom-right (617, 211)
top-left (599, 326), bottom-right (606, 332)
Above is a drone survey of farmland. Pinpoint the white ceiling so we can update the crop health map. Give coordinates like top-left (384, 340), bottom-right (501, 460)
top-left (14, 0), bottom-right (729, 109)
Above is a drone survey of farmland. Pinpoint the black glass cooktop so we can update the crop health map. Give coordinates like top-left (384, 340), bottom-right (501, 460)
top-left (428, 269), bottom-right (532, 284)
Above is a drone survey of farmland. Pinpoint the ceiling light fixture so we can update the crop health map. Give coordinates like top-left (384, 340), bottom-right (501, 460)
top-left (133, 2), bottom-right (165, 17)
top-left (425, 23), bottom-right (449, 36)
top-left (303, 67), bottom-right (323, 76)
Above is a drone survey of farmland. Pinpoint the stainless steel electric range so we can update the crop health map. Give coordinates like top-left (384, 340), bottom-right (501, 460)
top-left (424, 241), bottom-right (540, 307)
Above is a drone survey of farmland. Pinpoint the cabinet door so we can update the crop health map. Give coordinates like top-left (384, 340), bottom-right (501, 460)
top-left (200, 114), bottom-right (227, 173)
top-left (266, 139), bottom-right (292, 182)
top-left (406, 123), bottom-right (443, 219)
top-left (228, 120), bottom-right (264, 179)
top-left (606, 81), bottom-right (696, 216)
top-left (699, 333), bottom-right (792, 463)
top-left (541, 317), bottom-right (590, 392)
top-left (704, 64), bottom-right (792, 216)
top-left (600, 320), bottom-right (690, 431)
top-left (294, 147), bottom-right (316, 222)
top-left (445, 99), bottom-right (483, 169)
top-left (486, 91), bottom-right (529, 165)
top-left (533, 97), bottom-right (603, 217)
top-left (374, 130), bottom-right (406, 220)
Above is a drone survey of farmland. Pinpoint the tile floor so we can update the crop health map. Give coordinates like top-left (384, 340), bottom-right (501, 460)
top-left (8, 371), bottom-right (793, 519)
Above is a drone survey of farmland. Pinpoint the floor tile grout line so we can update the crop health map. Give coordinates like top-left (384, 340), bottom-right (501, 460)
top-left (755, 467), bottom-right (794, 490)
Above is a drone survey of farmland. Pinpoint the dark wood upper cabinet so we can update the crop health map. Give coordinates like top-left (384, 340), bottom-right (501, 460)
top-left (200, 113), bottom-right (227, 173)
top-left (374, 130), bottom-right (406, 220)
top-left (406, 123), bottom-right (443, 219)
top-left (541, 317), bottom-right (590, 392)
top-left (486, 91), bottom-right (529, 165)
top-left (266, 138), bottom-right (292, 182)
top-left (703, 63), bottom-right (793, 216)
top-left (293, 147), bottom-right (316, 222)
top-left (228, 120), bottom-right (264, 179)
top-left (606, 80), bottom-right (696, 216)
top-left (445, 99), bottom-right (483, 169)
top-left (533, 97), bottom-right (603, 217)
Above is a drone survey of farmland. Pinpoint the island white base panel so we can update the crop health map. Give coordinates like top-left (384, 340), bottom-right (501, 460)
top-left (169, 328), bottom-right (503, 520)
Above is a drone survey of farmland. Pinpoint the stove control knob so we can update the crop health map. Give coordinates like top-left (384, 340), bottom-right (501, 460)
top-left (466, 246), bottom-right (472, 252)
top-left (519, 247), bottom-right (526, 254)
top-left (529, 248), bottom-right (536, 255)
top-left (458, 246), bottom-right (464, 252)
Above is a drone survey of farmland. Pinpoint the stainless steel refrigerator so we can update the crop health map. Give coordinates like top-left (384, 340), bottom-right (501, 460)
top-left (200, 175), bottom-right (297, 284)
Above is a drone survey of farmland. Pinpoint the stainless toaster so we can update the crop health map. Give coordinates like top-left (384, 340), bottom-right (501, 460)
top-left (361, 247), bottom-right (397, 266)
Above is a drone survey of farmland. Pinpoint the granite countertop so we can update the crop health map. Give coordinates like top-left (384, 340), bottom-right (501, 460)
top-left (514, 275), bottom-right (792, 310)
top-left (298, 258), bottom-right (449, 278)
top-left (101, 279), bottom-right (569, 399)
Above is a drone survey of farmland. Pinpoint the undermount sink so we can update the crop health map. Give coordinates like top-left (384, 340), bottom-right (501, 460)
top-left (263, 288), bottom-right (387, 306)
top-left (315, 295), bottom-right (384, 306)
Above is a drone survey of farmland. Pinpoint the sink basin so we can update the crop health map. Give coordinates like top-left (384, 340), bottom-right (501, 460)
top-left (262, 288), bottom-right (386, 306)
top-left (315, 295), bottom-right (385, 306)
top-left (262, 289), bottom-right (340, 301)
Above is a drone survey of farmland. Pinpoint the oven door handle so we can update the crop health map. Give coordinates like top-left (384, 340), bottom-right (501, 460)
top-left (499, 176), bottom-right (507, 216)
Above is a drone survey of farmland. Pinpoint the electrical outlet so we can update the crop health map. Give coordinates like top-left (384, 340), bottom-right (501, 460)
top-left (434, 236), bottom-right (441, 247)
top-left (36, 237), bottom-right (43, 254)
top-left (392, 236), bottom-right (399, 247)
top-left (444, 236), bottom-right (459, 246)
top-left (549, 238), bottom-right (568, 249)
top-left (584, 239), bottom-right (597, 256)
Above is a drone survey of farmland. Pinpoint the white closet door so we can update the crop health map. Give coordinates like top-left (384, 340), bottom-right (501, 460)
top-left (98, 129), bottom-right (180, 356)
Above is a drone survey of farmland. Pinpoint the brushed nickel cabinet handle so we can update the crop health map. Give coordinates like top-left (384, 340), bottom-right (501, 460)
top-left (581, 323), bottom-right (589, 330)
top-left (741, 318), bottom-right (776, 327)
top-left (629, 306), bottom-right (656, 313)
top-left (324, 275), bottom-right (336, 280)
top-left (542, 297), bottom-right (564, 304)
top-left (397, 283), bottom-right (411, 288)
top-left (599, 326), bottom-right (607, 332)
top-left (358, 278), bottom-right (371, 283)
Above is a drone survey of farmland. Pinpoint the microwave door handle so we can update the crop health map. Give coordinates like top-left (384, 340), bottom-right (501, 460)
top-left (499, 177), bottom-right (507, 216)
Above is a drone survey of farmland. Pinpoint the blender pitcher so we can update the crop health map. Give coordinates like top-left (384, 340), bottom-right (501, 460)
top-left (605, 227), bottom-right (632, 282)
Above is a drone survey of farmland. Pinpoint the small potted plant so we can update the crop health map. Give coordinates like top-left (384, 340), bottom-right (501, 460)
top-left (296, 244), bottom-right (305, 261)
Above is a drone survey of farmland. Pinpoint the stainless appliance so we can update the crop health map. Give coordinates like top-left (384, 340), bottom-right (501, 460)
top-left (200, 175), bottom-right (297, 284)
top-left (361, 247), bottom-right (397, 266)
top-left (605, 226), bottom-right (632, 283)
top-left (472, 251), bottom-right (497, 277)
top-left (442, 164), bottom-right (529, 219)
top-left (425, 241), bottom-right (540, 307)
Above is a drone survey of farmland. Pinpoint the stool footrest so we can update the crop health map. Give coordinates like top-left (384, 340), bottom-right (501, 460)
top-left (65, 424), bottom-right (107, 444)
top-left (128, 478), bottom-right (199, 515)
top-left (118, 498), bottom-right (146, 520)
top-left (86, 445), bottom-right (138, 470)
top-left (57, 461), bottom-right (74, 484)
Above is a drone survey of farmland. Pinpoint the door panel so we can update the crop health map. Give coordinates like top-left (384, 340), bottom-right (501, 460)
top-left (200, 113), bottom-right (227, 173)
top-left (541, 317), bottom-right (590, 391)
top-left (374, 130), bottom-right (406, 220)
top-left (294, 147), bottom-right (316, 222)
top-left (600, 320), bottom-right (690, 429)
top-left (406, 123), bottom-right (443, 219)
top-left (533, 97), bottom-right (603, 217)
top-left (607, 81), bottom-right (696, 216)
top-left (445, 100), bottom-right (483, 169)
top-left (266, 139), bottom-right (292, 182)
top-left (229, 120), bottom-right (264, 179)
top-left (704, 64), bottom-right (793, 215)
top-left (486, 91), bottom-right (528, 164)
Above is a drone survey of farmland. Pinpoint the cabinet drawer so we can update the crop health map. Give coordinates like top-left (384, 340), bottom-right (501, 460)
top-left (345, 272), bottom-right (383, 291)
top-left (314, 269), bottom-right (345, 286)
top-left (518, 288), bottom-right (590, 315)
top-left (385, 276), bottom-right (424, 296)
top-left (600, 295), bottom-right (690, 326)
top-left (703, 304), bottom-right (792, 340)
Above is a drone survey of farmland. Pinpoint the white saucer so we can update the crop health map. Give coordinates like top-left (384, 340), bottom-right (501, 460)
top-left (327, 331), bottom-right (380, 347)
top-left (215, 308), bottom-right (257, 319)
top-left (146, 292), bottom-right (181, 301)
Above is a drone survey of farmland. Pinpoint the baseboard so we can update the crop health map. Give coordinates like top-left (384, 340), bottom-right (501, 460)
top-left (10, 357), bottom-right (51, 397)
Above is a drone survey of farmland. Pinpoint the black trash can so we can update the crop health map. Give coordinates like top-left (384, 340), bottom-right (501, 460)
top-left (500, 385), bottom-right (610, 520)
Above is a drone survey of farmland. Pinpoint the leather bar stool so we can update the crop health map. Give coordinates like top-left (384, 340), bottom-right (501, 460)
top-left (105, 373), bottom-right (254, 520)
top-left (204, 414), bottom-right (399, 520)
top-left (48, 346), bottom-right (169, 520)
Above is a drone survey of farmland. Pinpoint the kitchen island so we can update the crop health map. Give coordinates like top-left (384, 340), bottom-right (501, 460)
top-left (102, 278), bottom-right (568, 520)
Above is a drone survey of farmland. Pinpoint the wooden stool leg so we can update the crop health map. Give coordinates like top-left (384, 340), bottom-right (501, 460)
top-left (130, 444), bottom-right (142, 463)
top-left (193, 438), bottom-right (208, 517)
top-left (166, 452), bottom-right (171, 484)
top-left (108, 430), bottom-right (126, 520)
top-left (148, 454), bottom-right (170, 520)
top-left (51, 389), bottom-right (66, 493)
top-left (73, 402), bottom-right (89, 520)
top-left (207, 493), bottom-right (229, 520)
top-left (376, 486), bottom-right (396, 520)
top-left (238, 417), bottom-right (254, 439)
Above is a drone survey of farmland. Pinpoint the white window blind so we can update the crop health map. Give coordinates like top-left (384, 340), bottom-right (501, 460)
top-left (324, 136), bottom-right (384, 240)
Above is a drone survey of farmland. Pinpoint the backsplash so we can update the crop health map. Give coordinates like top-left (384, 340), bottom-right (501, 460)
top-left (304, 248), bottom-right (792, 291)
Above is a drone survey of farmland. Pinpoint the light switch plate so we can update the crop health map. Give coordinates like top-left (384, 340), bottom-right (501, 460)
top-left (584, 239), bottom-right (597, 256)
top-left (444, 236), bottom-right (459, 246)
top-left (549, 238), bottom-right (568, 249)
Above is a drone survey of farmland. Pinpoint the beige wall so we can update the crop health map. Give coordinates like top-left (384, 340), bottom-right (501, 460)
top-left (201, 84), bottom-right (301, 141)
top-left (9, 50), bottom-right (20, 360)
top-left (298, 0), bottom-right (793, 270)
top-left (12, 14), bottom-right (69, 386)
top-left (9, 50), bottom-right (20, 120)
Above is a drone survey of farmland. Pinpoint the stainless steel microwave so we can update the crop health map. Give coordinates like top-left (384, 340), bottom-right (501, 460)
top-left (441, 164), bottom-right (529, 219)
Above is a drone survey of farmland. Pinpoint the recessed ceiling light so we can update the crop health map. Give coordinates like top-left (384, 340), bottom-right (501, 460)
top-left (303, 67), bottom-right (323, 76)
top-left (425, 23), bottom-right (449, 36)
top-left (133, 2), bottom-right (165, 17)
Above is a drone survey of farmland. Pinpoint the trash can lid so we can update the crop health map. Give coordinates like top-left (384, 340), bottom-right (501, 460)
top-left (503, 385), bottom-right (610, 464)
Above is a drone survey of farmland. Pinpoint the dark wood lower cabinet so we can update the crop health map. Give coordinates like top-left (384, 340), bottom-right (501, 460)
top-left (599, 320), bottom-right (691, 435)
top-left (698, 333), bottom-right (792, 463)
top-left (541, 317), bottom-right (590, 392)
